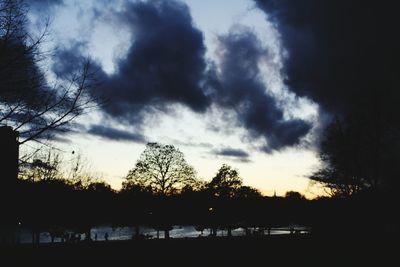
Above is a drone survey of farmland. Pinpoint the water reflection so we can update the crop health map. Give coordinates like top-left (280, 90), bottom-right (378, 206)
top-left (16, 225), bottom-right (310, 244)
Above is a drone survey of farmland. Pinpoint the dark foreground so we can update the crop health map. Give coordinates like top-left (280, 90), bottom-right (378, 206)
top-left (1, 235), bottom-right (397, 266)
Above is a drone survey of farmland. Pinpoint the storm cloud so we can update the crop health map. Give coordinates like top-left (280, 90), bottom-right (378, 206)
top-left (88, 124), bottom-right (146, 143)
top-left (89, 0), bottom-right (210, 125)
top-left (52, 41), bottom-right (88, 79)
top-left (27, 0), bottom-right (64, 13)
top-left (51, 0), bottom-right (312, 152)
top-left (254, 0), bottom-right (400, 117)
top-left (209, 28), bottom-right (311, 151)
top-left (212, 147), bottom-right (251, 163)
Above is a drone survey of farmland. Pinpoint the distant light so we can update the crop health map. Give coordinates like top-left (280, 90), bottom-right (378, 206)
top-left (18, 222), bottom-right (22, 226)
top-left (208, 207), bottom-right (213, 211)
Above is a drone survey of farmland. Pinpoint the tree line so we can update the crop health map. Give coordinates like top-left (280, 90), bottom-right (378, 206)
top-left (1, 142), bottom-right (311, 242)
top-left (1, 142), bottom-right (396, 244)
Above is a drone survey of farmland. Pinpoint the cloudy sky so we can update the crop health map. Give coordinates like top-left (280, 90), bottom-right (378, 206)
top-left (24, 0), bottom-right (333, 197)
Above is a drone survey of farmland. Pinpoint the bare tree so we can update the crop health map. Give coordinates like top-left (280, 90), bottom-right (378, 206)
top-left (67, 152), bottom-right (105, 190)
top-left (19, 147), bottom-right (62, 181)
top-left (19, 145), bottom-right (108, 191)
top-left (0, 0), bottom-right (98, 145)
top-left (124, 142), bottom-right (197, 239)
top-left (125, 142), bottom-right (197, 196)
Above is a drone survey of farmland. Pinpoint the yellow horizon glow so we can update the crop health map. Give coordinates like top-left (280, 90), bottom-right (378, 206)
top-left (49, 131), bottom-right (324, 199)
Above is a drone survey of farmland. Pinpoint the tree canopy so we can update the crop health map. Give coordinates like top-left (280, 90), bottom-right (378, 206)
top-left (208, 164), bottom-right (243, 198)
top-left (123, 142), bottom-right (197, 196)
top-left (310, 115), bottom-right (400, 197)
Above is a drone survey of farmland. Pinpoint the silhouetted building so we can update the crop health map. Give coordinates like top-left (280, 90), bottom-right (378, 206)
top-left (0, 127), bottom-right (19, 243)
top-left (0, 126), bottom-right (19, 185)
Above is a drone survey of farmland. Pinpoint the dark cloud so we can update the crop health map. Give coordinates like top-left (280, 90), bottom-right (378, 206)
top-left (51, 0), bottom-right (312, 152)
top-left (88, 124), bottom-right (146, 143)
top-left (212, 147), bottom-right (251, 163)
top-left (45, 135), bottom-right (72, 144)
top-left (167, 138), bottom-right (214, 149)
top-left (209, 28), bottom-right (311, 151)
top-left (214, 147), bottom-right (250, 158)
top-left (254, 0), bottom-right (400, 118)
top-left (52, 41), bottom-right (88, 79)
top-left (18, 129), bottom-right (72, 143)
top-left (27, 0), bottom-right (64, 13)
top-left (88, 0), bottom-right (209, 125)
top-left (50, 0), bottom-right (210, 139)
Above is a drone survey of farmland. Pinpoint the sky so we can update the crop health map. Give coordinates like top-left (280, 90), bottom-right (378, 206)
top-left (24, 0), bottom-right (327, 197)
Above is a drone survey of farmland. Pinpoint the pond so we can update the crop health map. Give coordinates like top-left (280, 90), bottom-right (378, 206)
top-left (14, 225), bottom-right (310, 244)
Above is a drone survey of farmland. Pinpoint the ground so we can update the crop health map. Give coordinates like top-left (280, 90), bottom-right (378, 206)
top-left (1, 235), bottom-right (396, 266)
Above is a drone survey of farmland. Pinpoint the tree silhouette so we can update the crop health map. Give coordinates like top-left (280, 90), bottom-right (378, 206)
top-left (0, 0), bottom-right (98, 144)
top-left (125, 142), bottom-right (197, 196)
top-left (284, 191), bottom-right (305, 200)
top-left (124, 142), bottom-right (197, 239)
top-left (236, 186), bottom-right (262, 199)
top-left (18, 148), bottom-right (62, 181)
top-left (310, 119), bottom-right (374, 197)
top-left (207, 164), bottom-right (243, 236)
top-left (208, 164), bottom-right (242, 198)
